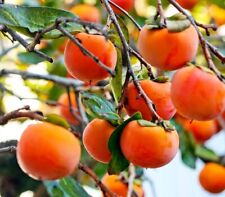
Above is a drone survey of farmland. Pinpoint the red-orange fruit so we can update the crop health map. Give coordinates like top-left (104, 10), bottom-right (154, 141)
top-left (102, 174), bottom-right (144, 197)
top-left (64, 32), bottom-right (117, 82)
top-left (111, 0), bottom-right (135, 14)
top-left (83, 119), bottom-right (115, 163)
top-left (125, 80), bottom-right (176, 121)
top-left (176, 114), bottom-right (219, 143)
top-left (199, 163), bottom-right (225, 193)
top-left (58, 92), bottom-right (80, 125)
top-left (137, 25), bottom-right (199, 70)
top-left (70, 4), bottom-right (101, 23)
top-left (16, 122), bottom-right (81, 180)
top-left (171, 66), bottom-right (225, 120)
top-left (120, 120), bottom-right (179, 168)
top-left (176, 0), bottom-right (198, 10)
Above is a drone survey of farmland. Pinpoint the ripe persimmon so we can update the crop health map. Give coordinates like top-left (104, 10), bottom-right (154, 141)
top-left (64, 32), bottom-right (117, 82)
top-left (66, 72), bottom-right (97, 86)
top-left (120, 120), bottom-right (179, 168)
top-left (111, 0), bottom-right (135, 14)
top-left (70, 4), bottom-right (101, 23)
top-left (102, 174), bottom-right (144, 197)
top-left (58, 92), bottom-right (80, 125)
top-left (171, 66), bottom-right (225, 120)
top-left (176, 0), bottom-right (198, 10)
top-left (199, 163), bottom-right (225, 193)
top-left (16, 122), bottom-right (81, 180)
top-left (83, 119), bottom-right (115, 163)
top-left (209, 5), bottom-right (225, 26)
top-left (176, 114), bottom-right (219, 143)
top-left (137, 24), bottom-right (198, 70)
top-left (125, 80), bottom-right (176, 121)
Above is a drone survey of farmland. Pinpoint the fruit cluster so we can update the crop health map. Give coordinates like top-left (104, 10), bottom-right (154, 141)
top-left (14, 1), bottom-right (225, 196)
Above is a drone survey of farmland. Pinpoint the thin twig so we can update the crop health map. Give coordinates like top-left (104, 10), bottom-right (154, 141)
top-left (66, 87), bottom-right (83, 123)
top-left (195, 22), bottom-right (217, 36)
top-left (0, 43), bottom-right (20, 59)
top-left (108, 0), bottom-right (141, 31)
top-left (129, 47), bottom-right (155, 79)
top-left (0, 146), bottom-right (16, 154)
top-left (155, 0), bottom-right (167, 27)
top-left (78, 163), bottom-right (117, 197)
top-left (0, 25), bottom-right (53, 62)
top-left (0, 69), bottom-right (84, 87)
top-left (0, 106), bottom-right (44, 125)
top-left (127, 164), bottom-right (136, 197)
top-left (73, 88), bottom-right (89, 127)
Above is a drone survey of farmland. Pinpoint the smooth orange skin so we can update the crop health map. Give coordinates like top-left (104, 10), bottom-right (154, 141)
top-left (171, 66), bottom-right (225, 121)
top-left (64, 33), bottom-right (117, 82)
top-left (70, 4), bottom-right (101, 23)
top-left (58, 92), bottom-right (80, 125)
top-left (16, 122), bottom-right (81, 180)
top-left (125, 80), bottom-right (176, 121)
top-left (83, 119), bottom-right (115, 163)
top-left (199, 163), bottom-right (225, 193)
top-left (120, 121), bottom-right (179, 168)
top-left (176, 0), bottom-right (198, 10)
top-left (111, 0), bottom-right (135, 14)
top-left (137, 25), bottom-right (199, 71)
top-left (102, 174), bottom-right (144, 197)
top-left (66, 72), bottom-right (97, 86)
top-left (176, 115), bottom-right (219, 143)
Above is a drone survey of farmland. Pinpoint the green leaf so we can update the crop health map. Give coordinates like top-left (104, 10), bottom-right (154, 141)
top-left (110, 50), bottom-right (123, 104)
top-left (145, 14), bottom-right (191, 32)
top-left (195, 145), bottom-right (220, 162)
top-left (137, 119), bottom-right (157, 127)
top-left (81, 92), bottom-right (120, 126)
top-left (108, 113), bottom-right (142, 174)
top-left (44, 114), bottom-right (70, 129)
top-left (0, 4), bottom-right (82, 38)
top-left (44, 177), bottom-right (90, 197)
top-left (17, 52), bottom-right (46, 64)
top-left (108, 16), bottom-right (129, 104)
top-left (172, 119), bottom-right (197, 169)
top-left (108, 15), bottom-right (129, 47)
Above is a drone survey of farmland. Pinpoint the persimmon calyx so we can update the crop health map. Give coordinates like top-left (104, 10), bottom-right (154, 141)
top-left (145, 13), bottom-right (191, 32)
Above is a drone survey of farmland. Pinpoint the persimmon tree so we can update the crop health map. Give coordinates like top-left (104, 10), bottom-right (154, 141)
top-left (0, 0), bottom-right (225, 196)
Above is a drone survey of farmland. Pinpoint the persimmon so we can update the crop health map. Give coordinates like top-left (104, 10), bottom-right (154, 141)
top-left (111, 0), bottom-right (135, 14)
top-left (120, 120), bottom-right (179, 168)
top-left (64, 32), bottom-right (117, 82)
top-left (199, 163), bottom-right (225, 193)
top-left (171, 66), bottom-right (225, 120)
top-left (58, 92), bottom-right (80, 125)
top-left (66, 72), bottom-right (97, 86)
top-left (16, 122), bottom-right (81, 180)
top-left (125, 80), bottom-right (176, 121)
top-left (209, 5), bottom-right (225, 26)
top-left (176, 0), bottom-right (198, 10)
top-left (83, 119), bottom-right (115, 163)
top-left (102, 174), bottom-right (144, 197)
top-left (176, 115), bottom-right (219, 143)
top-left (137, 24), bottom-right (198, 70)
top-left (70, 4), bottom-right (101, 23)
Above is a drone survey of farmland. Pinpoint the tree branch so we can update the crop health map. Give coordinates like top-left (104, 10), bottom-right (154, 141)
top-left (78, 163), bottom-right (117, 197)
top-left (0, 106), bottom-right (44, 125)
top-left (101, 0), bottom-right (162, 123)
